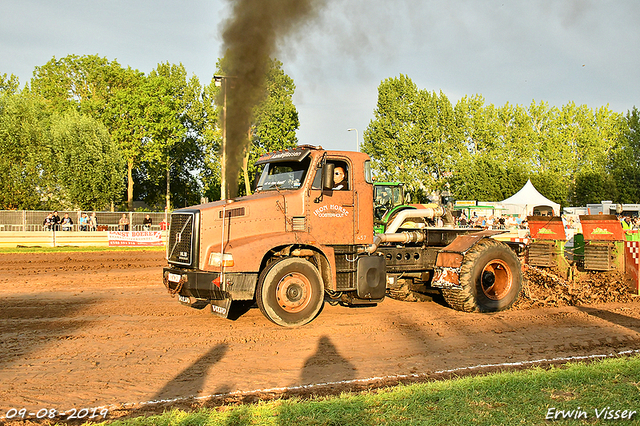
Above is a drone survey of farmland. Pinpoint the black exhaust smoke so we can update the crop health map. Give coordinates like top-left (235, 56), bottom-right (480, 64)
top-left (219, 0), bottom-right (326, 198)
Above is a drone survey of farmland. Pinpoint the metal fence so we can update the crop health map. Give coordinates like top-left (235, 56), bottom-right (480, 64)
top-left (0, 210), bottom-right (169, 232)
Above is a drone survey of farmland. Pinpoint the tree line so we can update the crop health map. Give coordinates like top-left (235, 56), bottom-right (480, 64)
top-left (0, 54), bottom-right (298, 211)
top-left (363, 75), bottom-right (640, 207)
top-left (2, 62), bottom-right (638, 211)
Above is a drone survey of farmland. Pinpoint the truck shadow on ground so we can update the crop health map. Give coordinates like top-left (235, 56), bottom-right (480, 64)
top-left (577, 306), bottom-right (640, 333)
top-left (0, 293), bottom-right (98, 367)
top-left (227, 300), bottom-right (257, 320)
top-left (118, 336), bottom-right (357, 422)
top-left (151, 343), bottom-right (230, 402)
top-left (298, 335), bottom-right (357, 386)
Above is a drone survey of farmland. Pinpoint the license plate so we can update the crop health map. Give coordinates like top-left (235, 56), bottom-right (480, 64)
top-left (168, 273), bottom-right (182, 283)
top-left (178, 295), bottom-right (190, 304)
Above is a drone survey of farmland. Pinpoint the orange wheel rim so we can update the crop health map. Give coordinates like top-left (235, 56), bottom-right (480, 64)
top-left (480, 259), bottom-right (512, 300)
top-left (276, 272), bottom-right (312, 313)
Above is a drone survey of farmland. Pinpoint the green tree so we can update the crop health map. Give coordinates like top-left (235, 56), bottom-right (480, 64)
top-left (0, 73), bottom-right (21, 95)
top-left (134, 63), bottom-right (206, 210)
top-left (49, 111), bottom-right (124, 210)
top-left (199, 77), bottom-right (223, 202)
top-left (31, 54), bottom-right (128, 117)
top-left (609, 107), bottom-right (640, 203)
top-left (364, 75), bottom-right (464, 200)
top-left (203, 57), bottom-right (300, 200)
top-left (448, 153), bottom-right (528, 201)
top-left (31, 54), bottom-right (146, 210)
top-left (570, 170), bottom-right (617, 205)
top-left (0, 91), bottom-right (51, 209)
top-left (243, 58), bottom-right (300, 194)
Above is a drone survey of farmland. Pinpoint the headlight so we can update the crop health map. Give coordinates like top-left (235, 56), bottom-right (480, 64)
top-left (209, 252), bottom-right (234, 267)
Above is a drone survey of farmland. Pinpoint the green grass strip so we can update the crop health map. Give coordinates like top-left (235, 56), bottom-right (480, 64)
top-left (0, 246), bottom-right (165, 254)
top-left (94, 354), bottom-right (640, 426)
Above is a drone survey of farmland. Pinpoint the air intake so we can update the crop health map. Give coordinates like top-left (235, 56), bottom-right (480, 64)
top-left (219, 207), bottom-right (246, 219)
top-left (292, 216), bottom-right (306, 231)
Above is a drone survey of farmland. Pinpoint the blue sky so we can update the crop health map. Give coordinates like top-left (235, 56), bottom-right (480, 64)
top-left (2, 0), bottom-right (639, 151)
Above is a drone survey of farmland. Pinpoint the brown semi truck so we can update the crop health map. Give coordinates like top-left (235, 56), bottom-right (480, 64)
top-left (163, 146), bottom-right (522, 326)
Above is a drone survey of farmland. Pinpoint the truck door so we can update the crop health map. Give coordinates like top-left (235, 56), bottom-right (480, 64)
top-left (308, 159), bottom-right (356, 245)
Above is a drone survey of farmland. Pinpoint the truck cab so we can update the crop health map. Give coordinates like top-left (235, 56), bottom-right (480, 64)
top-left (163, 146), bottom-right (523, 327)
top-left (163, 146), bottom-right (387, 327)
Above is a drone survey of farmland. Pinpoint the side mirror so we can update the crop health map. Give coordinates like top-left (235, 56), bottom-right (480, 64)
top-left (323, 163), bottom-right (335, 190)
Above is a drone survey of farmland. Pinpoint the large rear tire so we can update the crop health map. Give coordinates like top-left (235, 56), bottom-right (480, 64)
top-left (442, 239), bottom-right (522, 312)
top-left (256, 257), bottom-right (324, 327)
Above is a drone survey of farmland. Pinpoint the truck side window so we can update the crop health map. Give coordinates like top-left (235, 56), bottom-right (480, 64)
top-left (364, 160), bottom-right (373, 183)
top-left (311, 161), bottom-right (350, 190)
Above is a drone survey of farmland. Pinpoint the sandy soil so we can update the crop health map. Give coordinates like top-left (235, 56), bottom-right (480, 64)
top-left (0, 250), bottom-right (639, 423)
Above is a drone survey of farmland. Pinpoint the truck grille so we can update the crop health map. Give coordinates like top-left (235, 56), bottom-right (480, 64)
top-left (167, 212), bottom-right (197, 266)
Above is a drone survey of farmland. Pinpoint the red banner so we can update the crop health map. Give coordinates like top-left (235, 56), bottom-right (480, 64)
top-left (108, 231), bottom-right (164, 246)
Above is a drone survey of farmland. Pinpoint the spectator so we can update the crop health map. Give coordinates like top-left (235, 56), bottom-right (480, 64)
top-left (487, 215), bottom-right (495, 229)
top-left (498, 216), bottom-right (506, 229)
top-left (79, 212), bottom-right (89, 231)
top-left (52, 211), bottom-right (61, 231)
top-left (118, 213), bottom-right (130, 231)
top-left (43, 213), bottom-right (54, 231)
top-left (60, 213), bottom-right (74, 231)
top-left (159, 219), bottom-right (168, 230)
top-left (143, 214), bottom-right (152, 231)
top-left (89, 212), bottom-right (98, 231)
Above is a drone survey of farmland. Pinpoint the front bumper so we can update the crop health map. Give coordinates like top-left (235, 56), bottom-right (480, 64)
top-left (162, 267), bottom-right (258, 301)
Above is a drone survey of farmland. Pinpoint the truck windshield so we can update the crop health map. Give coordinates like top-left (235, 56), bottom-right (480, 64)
top-left (255, 159), bottom-right (311, 192)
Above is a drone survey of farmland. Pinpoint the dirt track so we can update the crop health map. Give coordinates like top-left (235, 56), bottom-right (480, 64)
top-left (1, 250), bottom-right (639, 422)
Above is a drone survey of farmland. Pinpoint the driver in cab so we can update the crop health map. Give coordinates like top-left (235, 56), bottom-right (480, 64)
top-left (333, 166), bottom-right (347, 190)
top-left (376, 188), bottom-right (391, 206)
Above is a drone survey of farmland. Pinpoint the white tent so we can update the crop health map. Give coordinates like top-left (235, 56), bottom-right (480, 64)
top-left (500, 179), bottom-right (560, 217)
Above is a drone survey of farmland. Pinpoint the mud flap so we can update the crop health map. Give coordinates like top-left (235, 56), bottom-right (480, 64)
top-left (210, 298), bottom-right (232, 318)
top-left (432, 267), bottom-right (461, 289)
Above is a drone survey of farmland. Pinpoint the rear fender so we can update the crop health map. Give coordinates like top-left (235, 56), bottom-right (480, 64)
top-left (432, 230), bottom-right (509, 288)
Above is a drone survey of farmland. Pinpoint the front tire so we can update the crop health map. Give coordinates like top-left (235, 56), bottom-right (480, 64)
top-left (256, 257), bottom-right (324, 327)
top-left (442, 239), bottom-right (522, 312)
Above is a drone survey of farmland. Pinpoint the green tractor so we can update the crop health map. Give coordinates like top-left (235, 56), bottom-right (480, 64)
top-left (374, 182), bottom-right (416, 234)
top-left (374, 182), bottom-right (456, 234)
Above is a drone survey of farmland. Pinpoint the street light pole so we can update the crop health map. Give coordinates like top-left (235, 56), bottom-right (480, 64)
top-left (347, 128), bottom-right (359, 152)
top-left (214, 75), bottom-right (228, 199)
